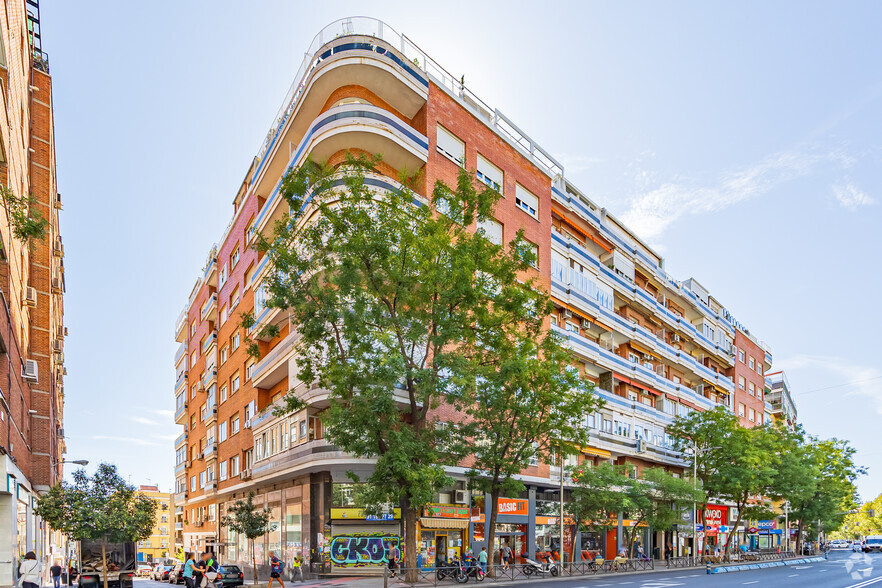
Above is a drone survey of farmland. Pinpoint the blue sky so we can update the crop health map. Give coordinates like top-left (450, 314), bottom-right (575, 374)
top-left (44, 2), bottom-right (882, 498)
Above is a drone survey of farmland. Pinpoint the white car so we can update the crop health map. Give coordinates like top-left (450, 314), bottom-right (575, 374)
top-left (830, 539), bottom-right (849, 549)
top-left (136, 564), bottom-right (153, 577)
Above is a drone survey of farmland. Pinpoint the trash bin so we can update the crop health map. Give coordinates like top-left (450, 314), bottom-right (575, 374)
top-left (61, 574), bottom-right (68, 584)
top-left (653, 547), bottom-right (660, 560)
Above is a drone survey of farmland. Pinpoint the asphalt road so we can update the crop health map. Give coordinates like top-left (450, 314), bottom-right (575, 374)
top-left (523, 550), bottom-right (882, 588)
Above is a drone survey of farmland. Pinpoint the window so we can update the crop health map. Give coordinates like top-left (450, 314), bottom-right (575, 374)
top-left (565, 321), bottom-right (579, 333)
top-left (477, 217), bottom-right (503, 245)
top-left (244, 401), bottom-right (254, 421)
top-left (748, 356), bottom-right (755, 370)
top-left (230, 288), bottom-right (240, 310)
top-left (206, 466), bottom-right (214, 483)
top-left (232, 333), bottom-right (240, 351)
top-left (232, 415), bottom-right (240, 434)
top-left (220, 305), bottom-right (228, 324)
top-left (738, 403), bottom-right (746, 417)
top-left (190, 321), bottom-right (197, 336)
top-left (231, 455), bottom-right (240, 477)
top-left (190, 414), bottom-right (197, 429)
top-left (246, 361), bottom-right (255, 381)
top-left (738, 349), bottom-right (745, 363)
top-left (220, 346), bottom-right (228, 364)
top-left (629, 353), bottom-right (640, 363)
top-left (219, 461), bottom-right (227, 481)
top-left (230, 245), bottom-right (240, 269)
top-left (232, 373), bottom-right (240, 393)
top-left (219, 263), bottom-right (227, 287)
top-left (191, 384), bottom-right (198, 399)
top-left (436, 124), bottom-right (464, 166)
top-left (190, 350), bottom-right (198, 367)
top-left (245, 263), bottom-right (255, 287)
top-left (756, 362), bottom-right (763, 375)
top-left (476, 154), bottom-right (502, 191)
top-left (220, 384), bottom-right (228, 403)
top-left (757, 389), bottom-right (763, 402)
top-left (190, 475), bottom-right (197, 491)
top-left (515, 184), bottom-right (539, 218)
top-left (748, 408), bottom-right (755, 422)
top-left (300, 420), bottom-right (307, 439)
top-left (584, 414), bottom-right (596, 429)
top-left (219, 421), bottom-right (228, 442)
top-left (602, 418), bottom-right (613, 433)
top-left (748, 382), bottom-right (755, 396)
top-left (738, 376), bottom-right (746, 390)
top-left (517, 240), bottom-right (539, 268)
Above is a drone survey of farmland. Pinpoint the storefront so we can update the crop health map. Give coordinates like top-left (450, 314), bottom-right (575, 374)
top-left (756, 520), bottom-right (781, 549)
top-left (418, 504), bottom-right (469, 568)
top-left (471, 497), bottom-right (530, 564)
top-left (699, 504), bottom-right (729, 553)
top-left (328, 508), bottom-right (401, 570)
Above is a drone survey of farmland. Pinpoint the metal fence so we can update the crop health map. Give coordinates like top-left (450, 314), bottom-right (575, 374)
top-left (385, 558), bottom-right (659, 586)
top-left (665, 550), bottom-right (799, 569)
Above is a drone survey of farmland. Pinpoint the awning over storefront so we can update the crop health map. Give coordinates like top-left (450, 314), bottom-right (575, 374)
top-left (580, 446), bottom-right (612, 458)
top-left (420, 518), bottom-right (469, 529)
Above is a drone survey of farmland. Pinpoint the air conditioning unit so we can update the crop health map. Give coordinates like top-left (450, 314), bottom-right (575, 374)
top-left (56, 326), bottom-right (65, 339)
top-left (194, 520), bottom-right (204, 528)
top-left (197, 381), bottom-right (205, 392)
top-left (208, 482), bottom-right (217, 490)
top-left (643, 354), bottom-right (653, 361)
top-left (454, 489), bottom-right (468, 504)
top-left (563, 310), bottom-right (573, 319)
top-left (240, 468), bottom-right (252, 480)
top-left (671, 334), bottom-right (681, 343)
top-left (53, 237), bottom-right (63, 257)
top-left (57, 427), bottom-right (64, 438)
top-left (636, 439), bottom-right (645, 453)
top-left (22, 360), bottom-right (38, 382)
top-left (244, 419), bottom-right (252, 429)
top-left (185, 460), bottom-right (192, 468)
top-left (51, 277), bottom-right (63, 293)
top-left (54, 352), bottom-right (63, 365)
top-left (581, 319), bottom-right (592, 329)
top-left (23, 287), bottom-right (37, 308)
top-left (53, 340), bottom-right (62, 352)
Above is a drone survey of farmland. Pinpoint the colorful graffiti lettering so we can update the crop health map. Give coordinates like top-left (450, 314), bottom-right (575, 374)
top-left (329, 533), bottom-right (400, 567)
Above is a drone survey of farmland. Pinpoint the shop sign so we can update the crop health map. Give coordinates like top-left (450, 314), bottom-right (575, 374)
top-left (747, 527), bottom-right (758, 533)
top-left (497, 498), bottom-right (529, 516)
top-left (757, 520), bottom-right (777, 530)
top-left (703, 505), bottom-right (728, 527)
top-left (535, 516), bottom-right (576, 526)
top-left (330, 508), bottom-right (401, 520)
top-left (424, 504), bottom-right (469, 519)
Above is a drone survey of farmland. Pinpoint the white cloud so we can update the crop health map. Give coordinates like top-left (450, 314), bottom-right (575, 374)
top-left (150, 409), bottom-right (175, 418)
top-left (129, 416), bottom-right (157, 425)
top-left (558, 153), bottom-right (602, 174)
top-left (775, 354), bottom-right (882, 415)
top-left (833, 182), bottom-right (875, 210)
top-left (620, 149), bottom-right (853, 241)
top-left (91, 435), bottom-right (160, 447)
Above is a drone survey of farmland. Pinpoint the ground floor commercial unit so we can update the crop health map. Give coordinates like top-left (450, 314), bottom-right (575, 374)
top-left (0, 455), bottom-right (50, 587)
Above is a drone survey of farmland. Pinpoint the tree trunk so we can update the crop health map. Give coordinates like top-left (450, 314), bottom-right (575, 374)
top-left (724, 496), bottom-right (747, 556)
top-left (795, 520), bottom-right (804, 556)
top-left (251, 538), bottom-right (257, 585)
top-left (487, 487), bottom-right (499, 577)
top-left (404, 502), bottom-right (418, 584)
top-left (101, 540), bottom-right (109, 588)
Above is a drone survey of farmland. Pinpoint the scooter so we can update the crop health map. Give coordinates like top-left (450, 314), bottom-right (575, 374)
top-left (520, 552), bottom-right (559, 577)
top-left (458, 555), bottom-right (485, 582)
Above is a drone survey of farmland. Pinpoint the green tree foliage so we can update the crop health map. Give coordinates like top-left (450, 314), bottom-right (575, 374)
top-left (247, 154), bottom-right (588, 578)
top-left (838, 497), bottom-right (882, 539)
top-left (221, 492), bottom-right (270, 584)
top-left (0, 185), bottom-right (47, 245)
top-left (569, 463), bottom-right (700, 557)
top-left (35, 463), bottom-right (156, 588)
top-left (785, 437), bottom-right (863, 553)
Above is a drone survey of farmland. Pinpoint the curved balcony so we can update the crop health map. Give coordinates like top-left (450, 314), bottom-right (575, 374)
top-left (253, 329), bottom-right (300, 390)
top-left (201, 293), bottom-right (217, 323)
top-left (174, 432), bottom-right (188, 449)
top-left (253, 18), bottom-right (429, 193)
top-left (175, 308), bottom-right (187, 343)
top-left (174, 403), bottom-right (188, 425)
top-left (175, 341), bottom-right (188, 368)
top-left (254, 103), bottom-right (428, 239)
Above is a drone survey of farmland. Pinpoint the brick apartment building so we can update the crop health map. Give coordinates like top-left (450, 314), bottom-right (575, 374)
top-left (172, 17), bottom-right (777, 573)
top-left (0, 1), bottom-right (66, 584)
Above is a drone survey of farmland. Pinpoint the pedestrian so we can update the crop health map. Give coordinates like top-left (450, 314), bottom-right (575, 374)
top-left (664, 542), bottom-right (673, 560)
top-left (203, 552), bottom-right (218, 588)
top-left (290, 556), bottom-right (303, 583)
top-left (478, 547), bottom-right (487, 573)
top-left (50, 562), bottom-right (63, 588)
top-left (501, 542), bottom-right (512, 571)
top-left (267, 551), bottom-right (284, 588)
top-left (387, 542), bottom-right (400, 577)
top-left (192, 553), bottom-right (207, 588)
top-left (68, 562), bottom-right (78, 587)
top-left (183, 553), bottom-right (196, 588)
top-left (18, 552), bottom-right (40, 588)
top-left (637, 545), bottom-right (647, 561)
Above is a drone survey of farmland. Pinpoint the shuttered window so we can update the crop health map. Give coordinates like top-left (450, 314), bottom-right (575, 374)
top-left (436, 124), bottom-right (465, 166)
top-left (477, 218), bottom-right (503, 245)
top-left (476, 154), bottom-right (503, 191)
top-left (515, 184), bottom-right (539, 218)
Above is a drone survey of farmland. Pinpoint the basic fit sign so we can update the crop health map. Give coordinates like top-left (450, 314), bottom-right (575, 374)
top-left (497, 498), bottom-right (529, 516)
top-left (703, 505), bottom-right (728, 527)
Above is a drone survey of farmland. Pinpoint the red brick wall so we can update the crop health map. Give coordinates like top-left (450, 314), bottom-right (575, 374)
top-left (732, 331), bottom-right (766, 428)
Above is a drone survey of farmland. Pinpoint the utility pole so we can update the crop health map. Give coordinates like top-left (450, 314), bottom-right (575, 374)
top-left (784, 500), bottom-right (791, 553)
top-left (559, 445), bottom-right (565, 574)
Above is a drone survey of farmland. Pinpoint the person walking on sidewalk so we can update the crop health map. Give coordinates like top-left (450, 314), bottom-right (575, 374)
top-left (183, 553), bottom-right (196, 588)
top-left (18, 552), bottom-right (41, 588)
top-left (290, 557), bottom-right (304, 583)
top-left (478, 548), bottom-right (488, 573)
top-left (50, 562), bottom-right (63, 588)
top-left (267, 551), bottom-right (285, 588)
top-left (501, 543), bottom-right (512, 571)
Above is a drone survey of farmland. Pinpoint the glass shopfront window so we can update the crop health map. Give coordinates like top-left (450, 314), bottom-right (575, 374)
top-left (267, 492), bottom-right (282, 558)
top-left (285, 502), bottom-right (302, 566)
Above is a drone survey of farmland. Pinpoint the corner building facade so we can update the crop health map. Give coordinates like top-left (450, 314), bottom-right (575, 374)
top-left (172, 17), bottom-right (773, 575)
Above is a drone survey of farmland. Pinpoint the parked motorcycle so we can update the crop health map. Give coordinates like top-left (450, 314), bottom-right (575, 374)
top-left (435, 556), bottom-right (458, 582)
top-left (520, 552), bottom-right (559, 577)
top-left (458, 555), bottom-right (485, 583)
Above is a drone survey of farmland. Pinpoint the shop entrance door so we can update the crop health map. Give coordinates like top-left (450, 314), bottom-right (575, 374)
top-left (435, 534), bottom-right (447, 563)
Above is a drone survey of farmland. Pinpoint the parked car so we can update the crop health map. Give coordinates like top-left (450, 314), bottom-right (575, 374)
top-left (214, 566), bottom-right (244, 588)
top-left (136, 564), bottom-right (153, 577)
top-left (854, 541), bottom-right (865, 552)
top-left (153, 565), bottom-right (174, 582)
top-left (865, 536), bottom-right (882, 553)
top-left (168, 563), bottom-right (185, 584)
top-left (830, 539), bottom-right (848, 549)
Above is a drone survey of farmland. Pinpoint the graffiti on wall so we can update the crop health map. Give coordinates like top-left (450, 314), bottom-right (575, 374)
top-left (329, 533), bottom-right (400, 567)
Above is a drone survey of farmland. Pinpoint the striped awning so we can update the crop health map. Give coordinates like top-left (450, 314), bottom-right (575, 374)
top-left (419, 518), bottom-right (469, 529)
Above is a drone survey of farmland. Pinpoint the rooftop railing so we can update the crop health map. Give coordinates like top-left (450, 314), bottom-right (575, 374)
top-left (253, 17), bottom-right (563, 181)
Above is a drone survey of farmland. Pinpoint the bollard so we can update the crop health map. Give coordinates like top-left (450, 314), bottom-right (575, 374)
top-left (383, 564), bottom-right (388, 588)
top-left (705, 560), bottom-right (711, 575)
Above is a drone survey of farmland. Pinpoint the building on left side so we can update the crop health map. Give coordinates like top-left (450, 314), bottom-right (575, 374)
top-left (0, 0), bottom-right (66, 585)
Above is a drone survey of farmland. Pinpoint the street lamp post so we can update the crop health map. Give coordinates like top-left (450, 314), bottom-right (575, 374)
top-left (783, 500), bottom-right (791, 553)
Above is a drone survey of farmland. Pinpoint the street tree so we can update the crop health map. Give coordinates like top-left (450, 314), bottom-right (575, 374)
top-left (569, 463), bottom-right (700, 557)
top-left (35, 463), bottom-right (156, 588)
top-left (221, 492), bottom-right (271, 584)
top-left (246, 154), bottom-right (566, 579)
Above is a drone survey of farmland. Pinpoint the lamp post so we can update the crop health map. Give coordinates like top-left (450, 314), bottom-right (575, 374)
top-left (783, 500), bottom-right (791, 553)
top-left (689, 443), bottom-right (721, 557)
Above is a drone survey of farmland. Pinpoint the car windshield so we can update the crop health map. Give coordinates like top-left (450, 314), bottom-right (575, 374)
top-left (219, 566), bottom-right (240, 573)
top-left (868, 539), bottom-right (882, 545)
